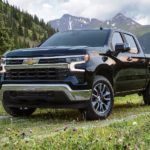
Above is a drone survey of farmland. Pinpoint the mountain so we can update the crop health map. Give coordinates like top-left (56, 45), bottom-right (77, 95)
top-left (49, 14), bottom-right (102, 32)
top-left (48, 13), bottom-right (141, 32)
top-left (103, 13), bottom-right (141, 30)
top-left (49, 13), bottom-right (150, 52)
top-left (48, 13), bottom-right (150, 37)
top-left (0, 0), bottom-right (55, 54)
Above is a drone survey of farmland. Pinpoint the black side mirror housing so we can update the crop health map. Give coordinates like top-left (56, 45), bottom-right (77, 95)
top-left (115, 43), bottom-right (130, 53)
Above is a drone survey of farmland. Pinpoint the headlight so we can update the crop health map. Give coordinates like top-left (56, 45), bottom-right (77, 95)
top-left (0, 58), bottom-right (6, 72)
top-left (66, 56), bottom-right (84, 63)
top-left (84, 54), bottom-right (90, 62)
top-left (0, 58), bottom-right (2, 65)
top-left (0, 58), bottom-right (3, 71)
top-left (0, 58), bottom-right (5, 65)
top-left (66, 54), bottom-right (90, 63)
top-left (68, 54), bottom-right (90, 72)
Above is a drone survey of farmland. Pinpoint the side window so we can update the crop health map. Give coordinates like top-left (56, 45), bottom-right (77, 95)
top-left (112, 32), bottom-right (123, 50)
top-left (124, 34), bottom-right (138, 54)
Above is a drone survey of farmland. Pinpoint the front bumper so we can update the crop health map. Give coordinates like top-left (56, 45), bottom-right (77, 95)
top-left (1, 56), bottom-right (91, 107)
top-left (0, 84), bottom-right (91, 102)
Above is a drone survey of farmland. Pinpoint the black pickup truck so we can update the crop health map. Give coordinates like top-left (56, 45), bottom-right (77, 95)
top-left (0, 28), bottom-right (150, 120)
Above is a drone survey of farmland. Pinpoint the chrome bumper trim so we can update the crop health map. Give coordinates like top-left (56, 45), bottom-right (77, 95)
top-left (0, 84), bottom-right (91, 101)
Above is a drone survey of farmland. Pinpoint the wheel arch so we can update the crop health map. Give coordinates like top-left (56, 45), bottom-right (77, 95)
top-left (95, 64), bottom-right (114, 86)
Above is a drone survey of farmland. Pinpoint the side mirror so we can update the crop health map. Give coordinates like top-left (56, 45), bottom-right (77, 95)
top-left (115, 43), bottom-right (130, 53)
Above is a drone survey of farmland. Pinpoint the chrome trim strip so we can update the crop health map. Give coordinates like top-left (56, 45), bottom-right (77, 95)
top-left (3, 55), bottom-right (85, 60)
top-left (5, 63), bottom-right (69, 70)
top-left (0, 84), bottom-right (91, 101)
top-left (3, 55), bottom-right (85, 71)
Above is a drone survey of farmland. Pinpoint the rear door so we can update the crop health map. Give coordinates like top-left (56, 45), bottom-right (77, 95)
top-left (113, 32), bottom-right (147, 92)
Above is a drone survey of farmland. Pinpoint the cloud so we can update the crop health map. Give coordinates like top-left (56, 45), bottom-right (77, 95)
top-left (135, 15), bottom-right (150, 25)
top-left (6, 0), bottom-right (150, 25)
top-left (42, 4), bottom-right (53, 9)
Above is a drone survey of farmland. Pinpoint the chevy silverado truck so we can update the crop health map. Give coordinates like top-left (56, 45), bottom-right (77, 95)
top-left (0, 28), bottom-right (150, 120)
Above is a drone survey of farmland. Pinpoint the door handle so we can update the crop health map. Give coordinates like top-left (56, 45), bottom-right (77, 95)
top-left (127, 57), bottom-right (132, 61)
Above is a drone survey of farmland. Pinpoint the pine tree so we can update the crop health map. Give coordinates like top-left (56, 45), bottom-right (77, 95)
top-left (0, 15), bottom-right (13, 54)
top-left (0, 0), bottom-right (55, 52)
top-left (18, 24), bottom-right (23, 36)
top-left (24, 28), bottom-right (28, 37)
top-left (18, 38), bottom-right (22, 48)
top-left (32, 29), bottom-right (37, 41)
top-left (34, 15), bottom-right (39, 24)
top-left (13, 36), bottom-right (19, 49)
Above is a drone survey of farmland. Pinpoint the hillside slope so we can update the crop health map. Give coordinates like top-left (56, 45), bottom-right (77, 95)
top-left (0, 0), bottom-right (55, 54)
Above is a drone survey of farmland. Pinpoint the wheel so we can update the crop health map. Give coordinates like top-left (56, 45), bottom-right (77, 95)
top-left (2, 99), bottom-right (36, 117)
top-left (142, 84), bottom-right (150, 105)
top-left (85, 75), bottom-right (114, 120)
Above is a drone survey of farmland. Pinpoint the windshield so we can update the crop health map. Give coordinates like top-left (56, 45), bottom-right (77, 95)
top-left (40, 30), bottom-right (109, 47)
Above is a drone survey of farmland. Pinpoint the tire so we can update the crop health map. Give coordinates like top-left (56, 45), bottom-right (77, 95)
top-left (85, 75), bottom-right (114, 120)
top-left (142, 84), bottom-right (150, 105)
top-left (2, 99), bottom-right (36, 117)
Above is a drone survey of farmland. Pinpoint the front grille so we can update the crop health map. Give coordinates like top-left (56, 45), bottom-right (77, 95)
top-left (6, 58), bottom-right (66, 65)
top-left (39, 58), bottom-right (66, 64)
top-left (5, 68), bottom-right (69, 80)
top-left (6, 59), bottom-right (23, 65)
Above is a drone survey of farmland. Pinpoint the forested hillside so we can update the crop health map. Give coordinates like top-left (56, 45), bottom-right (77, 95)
top-left (0, 0), bottom-right (55, 54)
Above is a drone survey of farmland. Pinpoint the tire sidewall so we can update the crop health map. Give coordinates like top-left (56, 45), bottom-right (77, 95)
top-left (143, 83), bottom-right (150, 105)
top-left (2, 97), bottom-right (36, 117)
top-left (87, 75), bottom-right (114, 120)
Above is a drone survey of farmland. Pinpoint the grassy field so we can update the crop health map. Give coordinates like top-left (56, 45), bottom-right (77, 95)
top-left (0, 94), bottom-right (149, 150)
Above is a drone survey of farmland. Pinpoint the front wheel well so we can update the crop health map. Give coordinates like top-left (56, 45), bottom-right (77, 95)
top-left (95, 68), bottom-right (113, 86)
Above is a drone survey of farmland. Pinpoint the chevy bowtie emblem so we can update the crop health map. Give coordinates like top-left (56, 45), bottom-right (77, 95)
top-left (23, 58), bottom-right (38, 65)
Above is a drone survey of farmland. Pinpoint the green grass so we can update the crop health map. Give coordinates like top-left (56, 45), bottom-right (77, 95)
top-left (0, 94), bottom-right (149, 149)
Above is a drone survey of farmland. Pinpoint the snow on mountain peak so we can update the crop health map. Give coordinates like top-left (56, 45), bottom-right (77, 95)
top-left (49, 13), bottom-right (141, 31)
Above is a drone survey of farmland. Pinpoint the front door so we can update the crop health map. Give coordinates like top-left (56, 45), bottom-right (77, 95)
top-left (112, 32), bottom-right (147, 92)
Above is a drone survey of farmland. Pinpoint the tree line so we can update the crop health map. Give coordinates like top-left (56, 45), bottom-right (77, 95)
top-left (0, 0), bottom-right (56, 54)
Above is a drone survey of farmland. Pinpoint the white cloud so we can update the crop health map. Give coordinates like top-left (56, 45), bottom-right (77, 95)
top-left (135, 15), bottom-right (150, 25)
top-left (6, 0), bottom-right (150, 24)
top-left (43, 4), bottom-right (53, 9)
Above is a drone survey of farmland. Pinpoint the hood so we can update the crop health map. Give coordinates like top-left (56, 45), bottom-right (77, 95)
top-left (4, 46), bottom-right (88, 58)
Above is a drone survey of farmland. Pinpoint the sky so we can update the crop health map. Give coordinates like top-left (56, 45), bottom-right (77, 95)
top-left (5, 0), bottom-right (150, 25)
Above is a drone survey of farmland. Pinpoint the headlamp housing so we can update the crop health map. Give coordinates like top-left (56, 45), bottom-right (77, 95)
top-left (66, 54), bottom-right (90, 63)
